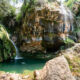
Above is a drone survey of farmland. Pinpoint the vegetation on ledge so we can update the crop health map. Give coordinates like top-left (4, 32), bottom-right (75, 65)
top-left (0, 24), bottom-right (16, 62)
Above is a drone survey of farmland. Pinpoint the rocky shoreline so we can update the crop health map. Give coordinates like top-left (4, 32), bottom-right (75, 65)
top-left (0, 43), bottom-right (80, 80)
top-left (0, 72), bottom-right (32, 80)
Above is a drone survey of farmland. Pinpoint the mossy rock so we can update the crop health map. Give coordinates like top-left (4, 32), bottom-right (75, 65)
top-left (64, 53), bottom-right (80, 77)
top-left (0, 24), bottom-right (16, 62)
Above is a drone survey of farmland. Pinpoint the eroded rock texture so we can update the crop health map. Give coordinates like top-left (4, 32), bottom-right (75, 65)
top-left (34, 56), bottom-right (75, 80)
top-left (19, 1), bottom-right (73, 53)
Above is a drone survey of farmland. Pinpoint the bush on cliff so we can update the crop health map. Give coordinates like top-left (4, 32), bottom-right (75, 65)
top-left (0, 24), bottom-right (16, 62)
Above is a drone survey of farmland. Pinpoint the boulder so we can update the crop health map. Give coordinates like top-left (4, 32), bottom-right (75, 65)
top-left (52, 43), bottom-right (80, 79)
top-left (34, 56), bottom-right (75, 80)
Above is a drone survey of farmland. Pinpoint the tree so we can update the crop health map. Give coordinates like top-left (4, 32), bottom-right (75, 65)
top-left (0, 0), bottom-right (16, 28)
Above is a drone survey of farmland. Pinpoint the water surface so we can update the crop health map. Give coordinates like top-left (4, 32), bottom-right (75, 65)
top-left (0, 59), bottom-right (47, 73)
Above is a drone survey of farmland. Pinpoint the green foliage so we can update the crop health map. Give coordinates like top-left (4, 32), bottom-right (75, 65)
top-left (0, 0), bottom-right (16, 29)
top-left (63, 37), bottom-right (75, 48)
top-left (64, 37), bottom-right (75, 44)
top-left (21, 2), bottom-right (32, 12)
top-left (65, 0), bottom-right (74, 9)
top-left (65, 54), bottom-right (80, 74)
top-left (0, 0), bottom-right (16, 20)
top-left (73, 16), bottom-right (80, 37)
top-left (65, 0), bottom-right (80, 9)
top-left (60, 46), bottom-right (65, 50)
top-left (0, 24), bottom-right (10, 40)
top-left (0, 24), bottom-right (16, 62)
top-left (21, 3), bottom-right (30, 12)
top-left (16, 0), bottom-right (37, 22)
top-left (22, 70), bottom-right (34, 79)
top-left (16, 13), bottom-right (22, 22)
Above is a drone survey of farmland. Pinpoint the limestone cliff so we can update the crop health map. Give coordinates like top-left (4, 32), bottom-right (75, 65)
top-left (17, 0), bottom-right (74, 55)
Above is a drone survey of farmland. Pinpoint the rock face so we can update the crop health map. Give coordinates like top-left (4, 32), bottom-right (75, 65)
top-left (34, 56), bottom-right (75, 80)
top-left (18, 0), bottom-right (74, 53)
top-left (73, 1), bottom-right (80, 16)
top-left (60, 43), bottom-right (80, 55)
top-left (72, 1), bottom-right (80, 42)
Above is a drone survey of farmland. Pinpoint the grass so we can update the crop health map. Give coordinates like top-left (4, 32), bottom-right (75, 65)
top-left (22, 70), bottom-right (34, 79)
top-left (65, 53), bottom-right (80, 76)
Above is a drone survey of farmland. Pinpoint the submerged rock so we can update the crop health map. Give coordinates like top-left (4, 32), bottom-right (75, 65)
top-left (34, 56), bottom-right (75, 80)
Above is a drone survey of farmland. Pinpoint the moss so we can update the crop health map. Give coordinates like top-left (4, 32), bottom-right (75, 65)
top-left (63, 37), bottom-right (75, 48)
top-left (65, 54), bottom-right (80, 76)
top-left (0, 24), bottom-right (16, 62)
top-left (64, 37), bottom-right (75, 44)
top-left (65, 0), bottom-right (74, 9)
top-left (22, 70), bottom-right (34, 79)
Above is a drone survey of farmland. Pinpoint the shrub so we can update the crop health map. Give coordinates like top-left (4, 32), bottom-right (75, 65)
top-left (0, 24), bottom-right (16, 62)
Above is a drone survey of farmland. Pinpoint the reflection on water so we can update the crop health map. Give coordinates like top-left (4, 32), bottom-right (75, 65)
top-left (0, 59), bottom-right (47, 73)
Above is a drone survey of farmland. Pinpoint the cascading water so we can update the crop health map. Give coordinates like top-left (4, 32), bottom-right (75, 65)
top-left (59, 0), bottom-right (73, 32)
top-left (10, 39), bottom-right (23, 59)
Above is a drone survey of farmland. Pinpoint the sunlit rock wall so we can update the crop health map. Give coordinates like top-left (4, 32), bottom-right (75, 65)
top-left (19, 1), bottom-right (73, 53)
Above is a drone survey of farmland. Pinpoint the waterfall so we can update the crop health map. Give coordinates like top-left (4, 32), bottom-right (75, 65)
top-left (59, 0), bottom-right (73, 32)
top-left (10, 39), bottom-right (23, 60)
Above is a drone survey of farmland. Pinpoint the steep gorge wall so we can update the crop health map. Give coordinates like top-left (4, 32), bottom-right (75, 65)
top-left (17, 1), bottom-right (74, 55)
